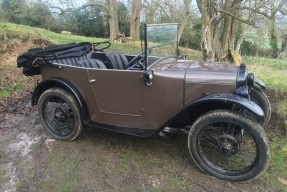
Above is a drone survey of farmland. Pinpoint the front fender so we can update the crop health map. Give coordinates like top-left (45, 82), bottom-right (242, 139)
top-left (254, 77), bottom-right (266, 90)
top-left (170, 93), bottom-right (265, 126)
top-left (191, 93), bottom-right (264, 123)
top-left (31, 78), bottom-right (89, 118)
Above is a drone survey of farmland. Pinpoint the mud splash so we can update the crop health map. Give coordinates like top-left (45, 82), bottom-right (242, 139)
top-left (0, 94), bottom-right (43, 192)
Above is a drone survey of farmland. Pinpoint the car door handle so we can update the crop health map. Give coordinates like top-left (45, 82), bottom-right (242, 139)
top-left (89, 79), bottom-right (96, 83)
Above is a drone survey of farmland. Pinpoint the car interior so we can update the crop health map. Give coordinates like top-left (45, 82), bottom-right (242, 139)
top-left (50, 49), bottom-right (161, 70)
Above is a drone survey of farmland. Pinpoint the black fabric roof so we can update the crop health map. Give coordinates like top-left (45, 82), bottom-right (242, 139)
top-left (17, 42), bottom-right (92, 76)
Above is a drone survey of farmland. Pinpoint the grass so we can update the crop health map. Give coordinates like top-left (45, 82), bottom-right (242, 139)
top-left (0, 22), bottom-right (105, 44)
top-left (278, 101), bottom-right (287, 136)
top-left (0, 71), bottom-right (38, 101)
top-left (16, 160), bottom-right (36, 192)
top-left (37, 143), bottom-right (82, 191)
top-left (244, 57), bottom-right (287, 93)
top-left (0, 22), bottom-right (287, 191)
top-left (266, 136), bottom-right (287, 191)
top-left (0, 22), bottom-right (141, 54)
top-left (34, 132), bottom-right (215, 191)
top-left (0, 168), bottom-right (9, 186)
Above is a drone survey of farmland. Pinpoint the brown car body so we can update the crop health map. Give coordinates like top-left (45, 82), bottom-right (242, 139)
top-left (29, 51), bottom-right (264, 137)
top-left (16, 23), bottom-right (266, 137)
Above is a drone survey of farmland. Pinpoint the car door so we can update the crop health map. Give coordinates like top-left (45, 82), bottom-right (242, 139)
top-left (87, 69), bottom-right (145, 116)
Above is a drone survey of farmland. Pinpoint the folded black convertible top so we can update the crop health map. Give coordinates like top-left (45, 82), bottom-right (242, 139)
top-left (17, 42), bottom-right (92, 76)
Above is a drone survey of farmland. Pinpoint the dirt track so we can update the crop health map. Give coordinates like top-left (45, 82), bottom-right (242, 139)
top-left (0, 94), bottom-right (276, 192)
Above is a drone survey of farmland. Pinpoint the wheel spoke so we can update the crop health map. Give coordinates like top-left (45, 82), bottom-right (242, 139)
top-left (197, 122), bottom-right (258, 174)
top-left (42, 95), bottom-right (75, 137)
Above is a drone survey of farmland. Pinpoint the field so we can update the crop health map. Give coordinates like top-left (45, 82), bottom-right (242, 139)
top-left (0, 23), bottom-right (287, 191)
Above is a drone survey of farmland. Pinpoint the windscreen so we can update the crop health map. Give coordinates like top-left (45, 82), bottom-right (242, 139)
top-left (146, 23), bottom-right (178, 58)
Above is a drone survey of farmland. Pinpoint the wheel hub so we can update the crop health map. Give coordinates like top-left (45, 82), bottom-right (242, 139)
top-left (218, 135), bottom-right (240, 156)
top-left (54, 107), bottom-right (68, 122)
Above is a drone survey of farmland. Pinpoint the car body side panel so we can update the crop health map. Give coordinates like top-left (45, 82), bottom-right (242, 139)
top-left (40, 65), bottom-right (100, 121)
top-left (40, 64), bottom-right (184, 130)
top-left (184, 70), bottom-right (236, 105)
top-left (91, 70), bottom-right (184, 129)
top-left (149, 58), bottom-right (238, 106)
top-left (87, 69), bottom-right (144, 116)
top-left (142, 71), bottom-right (184, 128)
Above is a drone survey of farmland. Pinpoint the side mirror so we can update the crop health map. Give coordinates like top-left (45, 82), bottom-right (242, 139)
top-left (143, 70), bottom-right (153, 86)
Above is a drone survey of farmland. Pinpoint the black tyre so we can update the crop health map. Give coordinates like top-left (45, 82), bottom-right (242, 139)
top-left (250, 87), bottom-right (271, 126)
top-left (38, 88), bottom-right (83, 141)
top-left (188, 110), bottom-right (270, 182)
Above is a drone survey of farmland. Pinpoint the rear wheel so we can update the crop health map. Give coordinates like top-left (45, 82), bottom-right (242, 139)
top-left (38, 88), bottom-right (83, 141)
top-left (250, 87), bottom-right (271, 126)
top-left (188, 110), bottom-right (270, 181)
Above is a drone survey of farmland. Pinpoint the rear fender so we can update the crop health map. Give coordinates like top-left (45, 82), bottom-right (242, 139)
top-left (32, 78), bottom-right (89, 118)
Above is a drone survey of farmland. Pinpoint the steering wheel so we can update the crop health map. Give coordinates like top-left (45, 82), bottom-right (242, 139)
top-left (125, 51), bottom-right (145, 70)
top-left (93, 41), bottom-right (111, 52)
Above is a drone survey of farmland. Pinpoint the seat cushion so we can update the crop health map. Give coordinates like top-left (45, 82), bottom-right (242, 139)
top-left (50, 52), bottom-right (93, 66)
top-left (77, 59), bottom-right (107, 69)
top-left (106, 53), bottom-right (129, 69)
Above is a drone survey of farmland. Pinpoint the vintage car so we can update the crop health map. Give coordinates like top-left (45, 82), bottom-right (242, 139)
top-left (17, 23), bottom-right (271, 182)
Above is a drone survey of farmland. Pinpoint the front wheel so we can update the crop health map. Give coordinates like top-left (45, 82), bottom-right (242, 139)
top-left (188, 110), bottom-right (270, 182)
top-left (250, 87), bottom-right (271, 126)
top-left (38, 88), bottom-right (83, 141)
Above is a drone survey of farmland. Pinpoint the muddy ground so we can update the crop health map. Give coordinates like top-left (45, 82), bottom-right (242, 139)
top-left (0, 93), bottom-right (277, 192)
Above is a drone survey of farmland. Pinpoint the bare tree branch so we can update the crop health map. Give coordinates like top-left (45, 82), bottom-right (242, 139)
top-left (241, 0), bottom-right (287, 20)
top-left (241, 6), bottom-right (271, 19)
top-left (49, 2), bottom-right (107, 15)
top-left (219, 9), bottom-right (258, 28)
top-left (153, 1), bottom-right (170, 18)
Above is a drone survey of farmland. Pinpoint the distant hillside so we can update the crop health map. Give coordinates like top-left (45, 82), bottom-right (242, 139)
top-left (0, 23), bottom-right (107, 45)
top-left (0, 23), bottom-right (147, 55)
top-left (245, 29), bottom-right (282, 49)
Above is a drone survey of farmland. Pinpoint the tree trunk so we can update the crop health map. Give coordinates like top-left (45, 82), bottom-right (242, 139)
top-left (178, 0), bottom-right (192, 41)
top-left (130, 0), bottom-right (142, 40)
top-left (107, 0), bottom-right (120, 40)
top-left (196, 0), bottom-right (218, 62)
top-left (221, 1), bottom-right (232, 53)
top-left (269, 17), bottom-right (278, 58)
top-left (282, 35), bottom-right (287, 52)
top-left (220, 0), bottom-right (242, 57)
top-left (143, 0), bottom-right (156, 23)
top-left (198, 0), bottom-right (245, 61)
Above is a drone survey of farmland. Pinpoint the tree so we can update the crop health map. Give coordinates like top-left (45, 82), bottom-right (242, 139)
top-left (281, 32), bottom-right (287, 52)
top-left (118, 1), bottom-right (130, 36)
top-left (196, 0), bottom-right (218, 61)
top-left (178, 0), bottom-right (192, 42)
top-left (195, 0), bottom-right (285, 61)
top-left (48, 0), bottom-right (120, 39)
top-left (106, 0), bottom-right (119, 39)
top-left (142, 0), bottom-right (193, 41)
top-left (241, 0), bottom-right (287, 58)
top-left (1, 0), bottom-right (29, 24)
top-left (0, 5), bottom-right (7, 22)
top-left (24, 2), bottom-right (54, 29)
top-left (130, 0), bottom-right (142, 40)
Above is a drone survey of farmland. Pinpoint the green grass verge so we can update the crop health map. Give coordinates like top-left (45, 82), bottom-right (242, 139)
top-left (265, 136), bottom-right (287, 191)
top-left (0, 22), bottom-right (105, 44)
top-left (244, 57), bottom-right (287, 93)
top-left (0, 22), bottom-right (141, 54)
